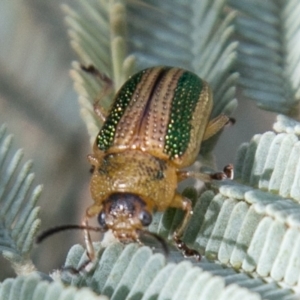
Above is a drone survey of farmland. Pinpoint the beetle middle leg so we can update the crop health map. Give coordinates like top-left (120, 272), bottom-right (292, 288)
top-left (64, 217), bottom-right (102, 273)
top-left (172, 165), bottom-right (234, 259)
top-left (81, 64), bottom-right (113, 122)
top-left (177, 163), bottom-right (234, 182)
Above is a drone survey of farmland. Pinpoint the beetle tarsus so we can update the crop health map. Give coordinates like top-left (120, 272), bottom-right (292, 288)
top-left (81, 64), bottom-right (97, 73)
top-left (173, 235), bottom-right (201, 261)
top-left (210, 164), bottom-right (234, 180)
top-left (62, 265), bottom-right (80, 274)
top-left (227, 117), bottom-right (236, 126)
top-left (210, 172), bottom-right (227, 180)
top-left (62, 257), bottom-right (96, 275)
top-left (80, 64), bottom-right (112, 85)
top-left (223, 164), bottom-right (234, 179)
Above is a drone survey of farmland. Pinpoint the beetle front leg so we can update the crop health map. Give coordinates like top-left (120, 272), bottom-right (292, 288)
top-left (81, 65), bottom-right (114, 122)
top-left (79, 217), bottom-right (97, 272)
top-left (63, 217), bottom-right (97, 274)
top-left (171, 194), bottom-right (201, 260)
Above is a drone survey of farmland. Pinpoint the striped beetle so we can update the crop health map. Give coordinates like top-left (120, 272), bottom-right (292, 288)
top-left (38, 66), bottom-right (233, 266)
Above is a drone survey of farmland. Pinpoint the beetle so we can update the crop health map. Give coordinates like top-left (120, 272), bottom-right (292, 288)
top-left (37, 66), bottom-right (233, 265)
top-left (84, 66), bottom-right (233, 260)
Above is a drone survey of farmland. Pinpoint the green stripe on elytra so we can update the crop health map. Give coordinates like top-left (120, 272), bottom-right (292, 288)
top-left (164, 71), bottom-right (203, 158)
top-left (97, 70), bottom-right (145, 150)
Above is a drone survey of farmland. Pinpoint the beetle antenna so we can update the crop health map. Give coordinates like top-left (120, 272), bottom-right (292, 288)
top-left (138, 230), bottom-right (169, 257)
top-left (36, 225), bottom-right (104, 244)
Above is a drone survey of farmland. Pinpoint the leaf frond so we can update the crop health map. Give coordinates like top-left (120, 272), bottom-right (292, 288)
top-left (59, 242), bottom-right (295, 299)
top-left (148, 182), bottom-right (300, 288)
top-left (229, 0), bottom-right (300, 115)
top-left (0, 124), bottom-right (41, 275)
top-left (235, 130), bottom-right (300, 203)
top-left (64, 0), bottom-right (136, 145)
top-left (3, 0), bottom-right (299, 298)
top-left (273, 114), bottom-right (300, 135)
top-left (0, 273), bottom-right (107, 300)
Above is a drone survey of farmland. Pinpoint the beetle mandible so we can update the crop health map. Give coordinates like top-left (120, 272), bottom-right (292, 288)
top-left (82, 66), bottom-right (233, 261)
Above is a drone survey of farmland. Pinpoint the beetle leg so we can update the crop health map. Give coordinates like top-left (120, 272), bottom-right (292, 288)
top-left (81, 65), bottom-right (113, 122)
top-left (93, 102), bottom-right (109, 123)
top-left (82, 217), bottom-right (96, 263)
top-left (177, 164), bottom-right (234, 182)
top-left (171, 194), bottom-right (201, 260)
top-left (177, 170), bottom-right (211, 182)
top-left (202, 114), bottom-right (230, 141)
top-left (172, 195), bottom-right (192, 237)
top-left (63, 218), bottom-right (97, 274)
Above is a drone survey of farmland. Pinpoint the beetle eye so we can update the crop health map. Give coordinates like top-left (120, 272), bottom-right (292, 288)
top-left (98, 211), bottom-right (107, 228)
top-left (139, 210), bottom-right (152, 226)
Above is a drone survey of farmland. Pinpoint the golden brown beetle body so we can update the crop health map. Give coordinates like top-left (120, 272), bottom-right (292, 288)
top-left (36, 66), bottom-right (233, 267)
top-left (85, 66), bottom-right (231, 257)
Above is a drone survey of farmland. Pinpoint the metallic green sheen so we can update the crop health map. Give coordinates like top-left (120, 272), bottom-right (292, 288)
top-left (164, 71), bottom-right (203, 158)
top-left (97, 70), bottom-right (145, 151)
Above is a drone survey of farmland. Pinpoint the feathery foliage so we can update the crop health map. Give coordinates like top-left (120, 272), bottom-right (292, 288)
top-left (0, 274), bottom-right (107, 300)
top-left (0, 124), bottom-right (41, 275)
top-left (61, 242), bottom-right (286, 300)
top-left (59, 0), bottom-right (300, 298)
top-left (1, 0), bottom-right (300, 299)
top-left (229, 0), bottom-right (300, 115)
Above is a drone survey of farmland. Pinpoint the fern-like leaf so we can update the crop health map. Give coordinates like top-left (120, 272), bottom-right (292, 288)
top-left (235, 131), bottom-right (300, 202)
top-left (0, 124), bottom-right (41, 275)
top-left (193, 187), bottom-right (300, 286)
top-left (274, 114), bottom-right (300, 135)
top-left (63, 0), bottom-right (136, 144)
top-left (60, 242), bottom-right (295, 300)
top-left (3, 0), bottom-right (300, 298)
top-left (229, 0), bottom-right (300, 115)
top-left (0, 274), bottom-right (108, 300)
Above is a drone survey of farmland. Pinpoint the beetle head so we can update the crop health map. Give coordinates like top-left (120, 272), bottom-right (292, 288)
top-left (98, 193), bottom-right (152, 241)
